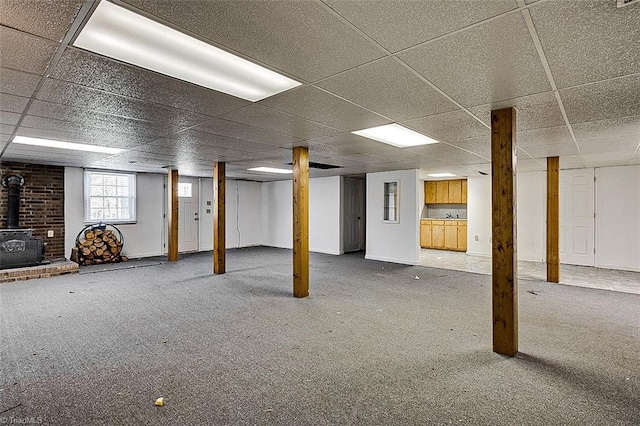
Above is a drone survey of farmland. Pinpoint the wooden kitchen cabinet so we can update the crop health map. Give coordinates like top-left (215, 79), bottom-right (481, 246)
top-left (457, 221), bottom-right (467, 251)
top-left (461, 180), bottom-right (467, 203)
top-left (424, 179), bottom-right (467, 204)
top-left (435, 181), bottom-right (449, 203)
top-left (431, 220), bottom-right (445, 248)
top-left (420, 220), bottom-right (432, 247)
top-left (420, 219), bottom-right (467, 252)
top-left (448, 180), bottom-right (462, 203)
top-left (444, 221), bottom-right (458, 249)
top-left (425, 181), bottom-right (437, 204)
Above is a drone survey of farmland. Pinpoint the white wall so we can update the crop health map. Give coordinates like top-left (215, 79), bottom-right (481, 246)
top-left (261, 176), bottom-right (342, 255)
top-left (199, 178), bottom-right (262, 250)
top-left (466, 172), bottom-right (545, 262)
top-left (64, 168), bottom-right (164, 259)
top-left (517, 171), bottom-right (545, 262)
top-left (466, 176), bottom-right (491, 257)
top-left (595, 165), bottom-right (640, 271)
top-left (366, 169), bottom-right (420, 265)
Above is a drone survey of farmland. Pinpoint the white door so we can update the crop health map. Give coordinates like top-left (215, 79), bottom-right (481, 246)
top-left (343, 177), bottom-right (365, 252)
top-left (560, 168), bottom-right (595, 266)
top-left (178, 177), bottom-right (199, 252)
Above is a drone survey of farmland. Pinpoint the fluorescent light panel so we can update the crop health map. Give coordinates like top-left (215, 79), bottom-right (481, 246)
top-left (248, 167), bottom-right (292, 174)
top-left (12, 136), bottom-right (124, 154)
top-left (74, 1), bottom-right (301, 102)
top-left (352, 123), bottom-right (439, 148)
top-left (428, 173), bottom-right (456, 177)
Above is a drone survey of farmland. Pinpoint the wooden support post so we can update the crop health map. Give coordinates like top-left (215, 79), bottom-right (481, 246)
top-left (292, 146), bottom-right (309, 298)
top-left (547, 156), bottom-right (560, 283)
top-left (491, 107), bottom-right (518, 357)
top-left (167, 169), bottom-right (179, 262)
top-left (213, 162), bottom-right (226, 274)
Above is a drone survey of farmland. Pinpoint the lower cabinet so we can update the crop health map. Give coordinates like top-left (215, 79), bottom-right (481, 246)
top-left (420, 219), bottom-right (466, 252)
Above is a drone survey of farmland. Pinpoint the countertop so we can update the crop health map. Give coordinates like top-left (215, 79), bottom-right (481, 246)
top-left (420, 217), bottom-right (467, 221)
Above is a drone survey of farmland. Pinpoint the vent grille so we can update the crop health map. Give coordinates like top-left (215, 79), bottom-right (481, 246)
top-left (617, 0), bottom-right (640, 7)
top-left (286, 162), bottom-right (343, 170)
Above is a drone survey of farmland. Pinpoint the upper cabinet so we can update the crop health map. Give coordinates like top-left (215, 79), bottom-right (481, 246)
top-left (424, 179), bottom-right (467, 204)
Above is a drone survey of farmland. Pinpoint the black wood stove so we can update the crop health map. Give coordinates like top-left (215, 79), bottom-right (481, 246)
top-left (0, 174), bottom-right (46, 270)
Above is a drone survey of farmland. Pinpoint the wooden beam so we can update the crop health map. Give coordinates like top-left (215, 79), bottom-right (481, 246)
top-left (167, 169), bottom-right (179, 262)
top-left (547, 156), bottom-right (560, 283)
top-left (292, 146), bottom-right (309, 298)
top-left (213, 162), bottom-right (226, 274)
top-left (491, 107), bottom-right (518, 357)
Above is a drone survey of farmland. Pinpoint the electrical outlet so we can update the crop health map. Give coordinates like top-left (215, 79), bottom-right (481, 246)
top-left (206, 209), bottom-right (211, 214)
top-left (47, 230), bottom-right (54, 237)
top-left (474, 235), bottom-right (479, 241)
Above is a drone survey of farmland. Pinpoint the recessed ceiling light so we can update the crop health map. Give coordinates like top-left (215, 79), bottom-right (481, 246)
top-left (352, 123), bottom-right (439, 148)
top-left (428, 173), bottom-right (456, 178)
top-left (248, 167), bottom-right (292, 174)
top-left (12, 136), bottom-right (124, 154)
top-left (73, 1), bottom-right (301, 102)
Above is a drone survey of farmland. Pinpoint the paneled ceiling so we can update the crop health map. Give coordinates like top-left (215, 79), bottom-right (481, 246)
top-left (1, 0), bottom-right (639, 181)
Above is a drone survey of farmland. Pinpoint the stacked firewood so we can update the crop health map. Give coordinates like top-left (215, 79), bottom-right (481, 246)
top-left (71, 228), bottom-right (128, 266)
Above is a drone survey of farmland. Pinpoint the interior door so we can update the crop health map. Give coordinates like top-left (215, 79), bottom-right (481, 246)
top-left (343, 177), bottom-right (364, 252)
top-left (560, 168), bottom-right (595, 266)
top-left (178, 177), bottom-right (199, 252)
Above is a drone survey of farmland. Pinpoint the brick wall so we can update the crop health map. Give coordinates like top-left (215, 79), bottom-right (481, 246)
top-left (0, 162), bottom-right (65, 260)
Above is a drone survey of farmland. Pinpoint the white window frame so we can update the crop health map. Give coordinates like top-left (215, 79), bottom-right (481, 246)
top-left (383, 180), bottom-right (399, 223)
top-left (84, 170), bottom-right (137, 224)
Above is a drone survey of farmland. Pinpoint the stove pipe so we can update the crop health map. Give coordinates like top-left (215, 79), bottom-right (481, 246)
top-left (2, 174), bottom-right (24, 229)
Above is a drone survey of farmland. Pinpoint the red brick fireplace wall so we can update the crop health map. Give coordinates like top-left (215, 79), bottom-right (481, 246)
top-left (0, 162), bottom-right (65, 260)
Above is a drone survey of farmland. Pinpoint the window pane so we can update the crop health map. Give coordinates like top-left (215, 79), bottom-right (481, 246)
top-left (383, 182), bottom-right (398, 222)
top-left (178, 182), bottom-right (192, 197)
top-left (85, 171), bottom-right (136, 223)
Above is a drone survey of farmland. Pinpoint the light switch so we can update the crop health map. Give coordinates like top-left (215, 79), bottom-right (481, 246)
top-left (47, 230), bottom-right (54, 237)
top-left (206, 201), bottom-right (211, 206)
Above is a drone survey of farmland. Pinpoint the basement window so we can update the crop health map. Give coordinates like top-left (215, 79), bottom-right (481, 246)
top-left (383, 181), bottom-right (399, 223)
top-left (84, 170), bottom-right (136, 223)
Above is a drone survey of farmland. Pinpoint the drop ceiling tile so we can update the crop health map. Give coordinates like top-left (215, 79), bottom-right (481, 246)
top-left (26, 100), bottom-right (180, 138)
top-left (0, 68), bottom-right (41, 98)
top-left (572, 115), bottom-right (640, 142)
top-left (578, 137), bottom-right (639, 155)
top-left (521, 142), bottom-right (579, 158)
top-left (517, 126), bottom-right (573, 147)
top-left (405, 143), bottom-right (488, 163)
top-left (448, 137), bottom-right (492, 159)
top-left (193, 118), bottom-right (302, 147)
top-left (2, 144), bottom-right (108, 167)
top-left (317, 58), bottom-right (457, 121)
top-left (582, 151), bottom-right (635, 167)
top-left (0, 1), bottom-right (83, 42)
top-left (0, 124), bottom-right (15, 134)
top-left (340, 153), bottom-right (394, 165)
top-left (436, 151), bottom-right (490, 165)
top-left (0, 111), bottom-right (20, 126)
top-left (15, 126), bottom-right (149, 150)
top-left (468, 92), bottom-right (565, 131)
top-left (220, 104), bottom-right (340, 140)
top-left (36, 79), bottom-right (212, 130)
top-left (561, 75), bottom-right (640, 124)
top-left (122, 0), bottom-right (384, 82)
top-left (260, 85), bottom-right (391, 132)
top-left (529, 0), bottom-right (640, 88)
top-left (324, 0), bottom-right (516, 52)
top-left (51, 48), bottom-right (249, 117)
top-left (19, 115), bottom-right (157, 146)
top-left (557, 155), bottom-right (585, 169)
top-left (398, 12), bottom-right (551, 107)
top-left (0, 27), bottom-right (59, 75)
top-left (402, 110), bottom-right (488, 143)
top-left (0, 93), bottom-right (30, 114)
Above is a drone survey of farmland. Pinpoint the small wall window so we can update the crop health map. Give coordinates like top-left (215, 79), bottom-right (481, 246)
top-left (178, 182), bottom-right (192, 198)
top-left (383, 181), bottom-right (399, 223)
top-left (84, 170), bottom-right (136, 223)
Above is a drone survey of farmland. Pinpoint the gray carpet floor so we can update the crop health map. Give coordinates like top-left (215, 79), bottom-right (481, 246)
top-left (1, 247), bottom-right (638, 425)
